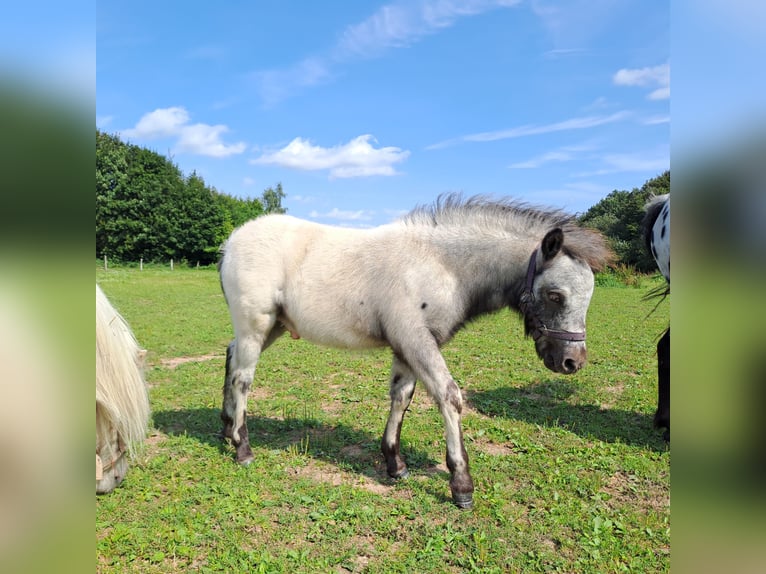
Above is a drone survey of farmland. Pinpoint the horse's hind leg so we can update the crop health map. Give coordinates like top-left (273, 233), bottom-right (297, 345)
top-left (381, 356), bottom-right (417, 479)
top-left (222, 317), bottom-right (282, 464)
top-left (654, 327), bottom-right (670, 441)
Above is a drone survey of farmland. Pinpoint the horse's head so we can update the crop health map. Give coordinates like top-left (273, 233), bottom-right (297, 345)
top-left (96, 411), bottom-right (129, 494)
top-left (520, 228), bottom-right (597, 375)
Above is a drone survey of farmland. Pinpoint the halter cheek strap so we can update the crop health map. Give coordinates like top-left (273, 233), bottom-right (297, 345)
top-left (518, 249), bottom-right (587, 342)
top-left (97, 436), bottom-right (126, 480)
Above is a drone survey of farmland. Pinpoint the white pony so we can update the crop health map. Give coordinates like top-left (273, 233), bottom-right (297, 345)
top-left (96, 284), bottom-right (150, 493)
top-left (218, 195), bottom-right (614, 507)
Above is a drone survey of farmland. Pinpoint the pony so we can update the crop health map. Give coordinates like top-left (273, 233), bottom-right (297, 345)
top-left (642, 194), bottom-right (670, 441)
top-left (218, 194), bottom-right (614, 508)
top-left (96, 284), bottom-right (150, 493)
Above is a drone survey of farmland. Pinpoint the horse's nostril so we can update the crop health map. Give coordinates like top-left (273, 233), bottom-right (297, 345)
top-left (564, 358), bottom-right (578, 373)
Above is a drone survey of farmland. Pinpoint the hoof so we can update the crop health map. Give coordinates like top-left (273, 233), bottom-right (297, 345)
top-left (394, 468), bottom-right (410, 480)
top-left (237, 456), bottom-right (254, 466)
top-left (453, 492), bottom-right (473, 509)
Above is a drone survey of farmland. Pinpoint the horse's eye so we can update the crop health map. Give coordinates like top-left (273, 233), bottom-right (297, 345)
top-left (548, 291), bottom-right (563, 304)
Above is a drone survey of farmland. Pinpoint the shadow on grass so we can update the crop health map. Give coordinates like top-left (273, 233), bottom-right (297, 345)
top-left (151, 407), bottom-right (441, 487)
top-left (467, 380), bottom-right (667, 451)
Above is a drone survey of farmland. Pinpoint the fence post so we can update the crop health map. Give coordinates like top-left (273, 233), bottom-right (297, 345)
top-left (170, 258), bottom-right (174, 271)
top-left (104, 255), bottom-right (107, 270)
top-left (140, 258), bottom-right (143, 271)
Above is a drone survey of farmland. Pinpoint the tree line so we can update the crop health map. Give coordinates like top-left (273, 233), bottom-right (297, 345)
top-left (96, 130), bottom-right (285, 265)
top-left (97, 129), bottom-right (668, 271)
top-left (578, 170), bottom-right (669, 273)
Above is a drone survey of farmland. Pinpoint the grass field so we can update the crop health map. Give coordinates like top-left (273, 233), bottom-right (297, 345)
top-left (96, 266), bottom-right (670, 573)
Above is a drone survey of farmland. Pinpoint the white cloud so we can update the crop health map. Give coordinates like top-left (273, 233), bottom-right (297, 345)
top-left (121, 107), bottom-right (246, 157)
top-left (252, 0), bottom-right (520, 104)
top-left (508, 142), bottom-right (598, 169)
top-left (542, 48), bottom-right (586, 58)
top-left (574, 148), bottom-right (669, 176)
top-left (242, 177), bottom-right (255, 186)
top-left (252, 135), bottom-right (410, 178)
top-left (337, 0), bottom-right (521, 58)
top-left (601, 152), bottom-right (669, 173)
top-left (309, 208), bottom-right (375, 222)
top-left (509, 151), bottom-right (575, 169)
top-left (613, 62), bottom-right (670, 100)
top-left (253, 57), bottom-right (333, 107)
top-left (532, 0), bottom-right (622, 54)
top-left (427, 112), bottom-right (629, 150)
top-left (643, 115), bottom-right (671, 126)
top-left (96, 115), bottom-right (113, 129)
top-left (122, 107), bottom-right (189, 138)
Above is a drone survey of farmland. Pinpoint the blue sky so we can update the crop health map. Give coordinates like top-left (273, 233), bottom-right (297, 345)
top-left (97, 1), bottom-right (669, 227)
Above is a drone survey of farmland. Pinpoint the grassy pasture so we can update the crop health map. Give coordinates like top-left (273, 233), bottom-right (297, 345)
top-left (96, 266), bottom-right (669, 573)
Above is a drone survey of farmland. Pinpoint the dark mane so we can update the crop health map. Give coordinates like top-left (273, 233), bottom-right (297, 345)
top-left (402, 193), bottom-right (615, 272)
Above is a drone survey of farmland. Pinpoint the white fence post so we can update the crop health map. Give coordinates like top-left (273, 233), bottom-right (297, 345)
top-left (104, 255), bottom-right (107, 270)
top-left (140, 258), bottom-right (143, 271)
top-left (170, 258), bottom-right (174, 271)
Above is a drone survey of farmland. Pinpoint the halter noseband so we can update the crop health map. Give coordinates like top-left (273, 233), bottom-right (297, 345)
top-left (518, 249), bottom-right (587, 342)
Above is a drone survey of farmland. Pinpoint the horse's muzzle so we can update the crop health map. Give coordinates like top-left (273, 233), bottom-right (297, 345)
top-left (540, 341), bottom-right (586, 375)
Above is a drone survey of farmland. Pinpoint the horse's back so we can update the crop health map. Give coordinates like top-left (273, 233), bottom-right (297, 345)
top-left (220, 214), bottom-right (352, 294)
top-left (219, 216), bottom-right (434, 348)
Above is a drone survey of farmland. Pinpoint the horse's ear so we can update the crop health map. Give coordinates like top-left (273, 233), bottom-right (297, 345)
top-left (542, 228), bottom-right (564, 261)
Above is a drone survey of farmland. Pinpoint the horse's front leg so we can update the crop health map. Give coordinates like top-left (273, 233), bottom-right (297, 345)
top-left (395, 338), bottom-right (474, 509)
top-left (381, 356), bottom-right (417, 479)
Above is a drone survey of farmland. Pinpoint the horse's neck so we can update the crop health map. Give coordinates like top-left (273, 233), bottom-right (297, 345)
top-left (421, 225), bottom-right (539, 310)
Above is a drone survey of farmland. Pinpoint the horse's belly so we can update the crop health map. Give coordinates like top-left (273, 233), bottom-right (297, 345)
top-left (279, 304), bottom-right (386, 350)
top-left (287, 320), bottom-right (386, 349)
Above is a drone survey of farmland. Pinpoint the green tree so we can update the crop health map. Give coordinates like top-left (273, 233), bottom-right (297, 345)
top-left (261, 182), bottom-right (287, 214)
top-left (96, 130), bottom-right (286, 264)
top-left (96, 131), bottom-right (130, 258)
top-left (579, 171), bottom-right (669, 272)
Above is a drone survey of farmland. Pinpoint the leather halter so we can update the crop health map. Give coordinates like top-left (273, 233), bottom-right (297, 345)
top-left (97, 436), bottom-right (126, 480)
top-left (518, 249), bottom-right (587, 342)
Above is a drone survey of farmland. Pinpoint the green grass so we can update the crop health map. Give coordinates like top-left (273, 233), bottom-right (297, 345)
top-left (97, 266), bottom-right (669, 573)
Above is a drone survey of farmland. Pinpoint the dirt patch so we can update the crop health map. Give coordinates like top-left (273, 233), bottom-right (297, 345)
top-left (599, 381), bottom-right (625, 410)
top-left (159, 353), bottom-right (223, 369)
top-left (291, 458), bottom-right (395, 496)
top-left (601, 470), bottom-right (669, 514)
top-left (143, 431), bottom-right (167, 448)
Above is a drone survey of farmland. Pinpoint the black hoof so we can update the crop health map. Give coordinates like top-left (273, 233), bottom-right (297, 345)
top-left (453, 492), bottom-right (473, 509)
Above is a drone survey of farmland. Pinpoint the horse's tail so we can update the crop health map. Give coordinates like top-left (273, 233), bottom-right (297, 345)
top-left (96, 285), bottom-right (150, 462)
top-left (217, 243), bottom-right (229, 305)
